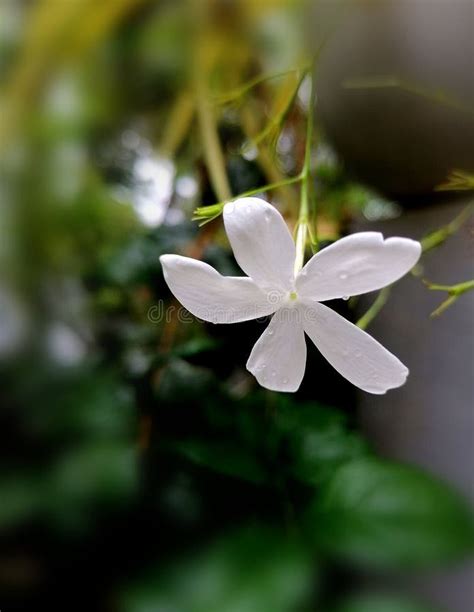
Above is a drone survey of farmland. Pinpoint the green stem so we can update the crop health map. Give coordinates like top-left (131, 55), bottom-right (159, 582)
top-left (250, 68), bottom-right (309, 149)
top-left (424, 278), bottom-right (474, 317)
top-left (294, 73), bottom-right (317, 275)
top-left (214, 66), bottom-right (309, 105)
top-left (343, 76), bottom-right (474, 116)
top-left (195, 69), bottom-right (232, 203)
top-left (425, 279), bottom-right (474, 294)
top-left (420, 204), bottom-right (473, 253)
top-left (356, 286), bottom-right (392, 330)
top-left (230, 174), bottom-right (303, 201)
top-left (192, 174), bottom-right (302, 222)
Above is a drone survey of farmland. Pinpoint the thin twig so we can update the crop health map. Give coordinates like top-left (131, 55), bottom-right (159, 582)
top-left (192, 175), bottom-right (303, 224)
top-left (424, 279), bottom-right (474, 317)
top-left (356, 286), bottom-right (392, 330)
top-left (343, 76), bottom-right (474, 116)
top-left (420, 203), bottom-right (473, 253)
top-left (294, 71), bottom-right (317, 273)
top-left (194, 51), bottom-right (232, 202)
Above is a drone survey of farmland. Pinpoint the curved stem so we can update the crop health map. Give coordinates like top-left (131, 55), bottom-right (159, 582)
top-left (194, 58), bottom-right (232, 202)
top-left (356, 286), bottom-right (392, 330)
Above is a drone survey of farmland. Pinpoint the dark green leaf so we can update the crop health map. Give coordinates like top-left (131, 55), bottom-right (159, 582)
top-left (275, 399), bottom-right (369, 485)
top-left (307, 457), bottom-right (474, 568)
top-left (169, 439), bottom-right (267, 484)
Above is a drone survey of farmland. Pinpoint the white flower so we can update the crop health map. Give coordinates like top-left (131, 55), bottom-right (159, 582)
top-left (160, 198), bottom-right (421, 394)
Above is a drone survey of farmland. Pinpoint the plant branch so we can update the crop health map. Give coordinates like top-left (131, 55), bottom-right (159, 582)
top-left (436, 170), bottom-right (474, 192)
top-left (214, 67), bottom-right (309, 105)
top-left (356, 286), bottom-right (392, 330)
top-left (194, 60), bottom-right (232, 203)
top-left (424, 279), bottom-right (474, 317)
top-left (294, 72), bottom-right (317, 274)
top-left (192, 175), bottom-right (303, 225)
top-left (343, 76), bottom-right (474, 116)
top-left (420, 203), bottom-right (473, 253)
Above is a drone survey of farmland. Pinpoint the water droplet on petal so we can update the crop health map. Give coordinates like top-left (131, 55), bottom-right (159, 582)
top-left (338, 272), bottom-right (348, 280)
top-left (264, 211), bottom-right (271, 222)
top-left (342, 295), bottom-right (350, 301)
top-left (282, 377), bottom-right (288, 384)
top-left (355, 350), bottom-right (362, 358)
top-left (271, 370), bottom-right (277, 377)
top-left (268, 330), bottom-right (274, 336)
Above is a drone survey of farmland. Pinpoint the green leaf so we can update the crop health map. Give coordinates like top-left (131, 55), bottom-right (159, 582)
top-left (307, 457), bottom-right (474, 568)
top-left (275, 400), bottom-right (369, 486)
top-left (334, 593), bottom-right (437, 612)
top-left (44, 442), bottom-right (138, 531)
top-left (14, 366), bottom-right (136, 442)
top-left (0, 475), bottom-right (43, 530)
top-left (120, 526), bottom-right (313, 612)
top-left (169, 439), bottom-right (267, 484)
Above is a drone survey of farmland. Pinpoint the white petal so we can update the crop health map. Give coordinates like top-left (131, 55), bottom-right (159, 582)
top-left (302, 301), bottom-right (408, 394)
top-left (247, 306), bottom-right (306, 392)
top-left (223, 197), bottom-right (296, 293)
top-left (160, 255), bottom-right (280, 323)
top-left (296, 232), bottom-right (421, 301)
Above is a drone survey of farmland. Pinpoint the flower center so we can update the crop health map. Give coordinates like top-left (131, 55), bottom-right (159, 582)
top-left (289, 291), bottom-right (298, 301)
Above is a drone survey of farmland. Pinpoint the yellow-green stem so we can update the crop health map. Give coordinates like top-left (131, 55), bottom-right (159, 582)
top-left (356, 286), bottom-right (392, 330)
top-left (194, 68), bottom-right (232, 203)
top-left (294, 73), bottom-right (317, 275)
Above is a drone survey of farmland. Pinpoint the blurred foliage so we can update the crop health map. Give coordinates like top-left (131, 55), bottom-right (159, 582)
top-left (333, 593), bottom-right (437, 612)
top-left (307, 458), bottom-right (474, 569)
top-left (0, 1), bottom-right (472, 611)
top-left (121, 526), bottom-right (313, 612)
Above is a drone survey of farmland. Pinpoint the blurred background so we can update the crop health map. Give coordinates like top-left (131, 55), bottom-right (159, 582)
top-left (0, 1), bottom-right (473, 611)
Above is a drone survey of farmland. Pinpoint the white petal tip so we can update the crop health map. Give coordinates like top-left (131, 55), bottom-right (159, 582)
top-left (247, 366), bottom-right (300, 393)
top-left (386, 236), bottom-right (422, 259)
top-left (362, 366), bottom-right (409, 395)
top-left (159, 253), bottom-right (174, 267)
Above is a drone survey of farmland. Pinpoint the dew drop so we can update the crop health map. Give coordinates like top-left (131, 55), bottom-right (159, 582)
top-left (246, 205), bottom-right (253, 214)
top-left (355, 350), bottom-right (362, 358)
top-left (268, 330), bottom-right (274, 336)
top-left (271, 370), bottom-right (277, 377)
top-left (342, 295), bottom-right (350, 301)
top-left (282, 377), bottom-right (288, 384)
top-left (264, 211), bottom-right (271, 222)
top-left (338, 272), bottom-right (348, 280)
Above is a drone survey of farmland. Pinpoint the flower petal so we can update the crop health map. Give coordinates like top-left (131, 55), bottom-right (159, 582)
top-left (160, 255), bottom-right (280, 323)
top-left (223, 197), bottom-right (296, 293)
top-left (302, 301), bottom-right (408, 394)
top-left (296, 232), bottom-right (421, 301)
top-left (247, 306), bottom-right (306, 392)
